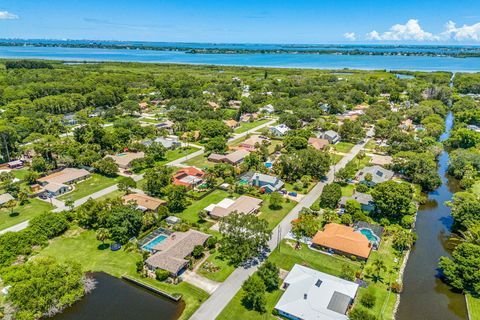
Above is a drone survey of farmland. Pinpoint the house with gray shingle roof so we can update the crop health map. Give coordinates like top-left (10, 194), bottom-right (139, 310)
top-left (356, 165), bottom-right (394, 186)
top-left (0, 193), bottom-right (14, 206)
top-left (240, 171), bottom-right (284, 193)
top-left (339, 191), bottom-right (375, 212)
top-left (144, 229), bottom-right (210, 276)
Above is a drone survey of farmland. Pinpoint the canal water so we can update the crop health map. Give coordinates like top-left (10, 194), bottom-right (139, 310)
top-left (397, 112), bottom-right (468, 320)
top-left (52, 273), bottom-right (184, 320)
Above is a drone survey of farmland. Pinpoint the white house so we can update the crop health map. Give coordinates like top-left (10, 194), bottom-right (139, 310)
top-left (275, 264), bottom-right (359, 320)
top-left (321, 130), bottom-right (341, 144)
top-left (260, 104), bottom-right (275, 114)
top-left (269, 124), bottom-right (290, 137)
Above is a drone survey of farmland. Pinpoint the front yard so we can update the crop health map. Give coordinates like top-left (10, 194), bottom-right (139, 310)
top-left (0, 199), bottom-right (53, 231)
top-left (258, 197), bottom-right (297, 231)
top-left (176, 189), bottom-right (230, 225)
top-left (183, 154), bottom-right (215, 169)
top-left (333, 142), bottom-right (356, 153)
top-left (235, 119), bottom-right (270, 134)
top-left (197, 250), bottom-right (235, 282)
top-left (37, 228), bottom-right (209, 320)
top-left (58, 173), bottom-right (120, 201)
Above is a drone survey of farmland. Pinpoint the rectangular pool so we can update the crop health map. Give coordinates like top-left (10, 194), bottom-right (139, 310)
top-left (142, 235), bottom-right (167, 252)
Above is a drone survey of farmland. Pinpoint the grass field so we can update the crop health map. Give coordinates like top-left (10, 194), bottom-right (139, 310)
top-left (333, 142), bottom-right (355, 153)
top-left (235, 119), bottom-right (270, 134)
top-left (157, 146), bottom-right (200, 166)
top-left (331, 153), bottom-right (344, 164)
top-left (197, 250), bottom-right (236, 282)
top-left (467, 294), bottom-right (480, 320)
top-left (183, 154), bottom-right (215, 169)
top-left (37, 228), bottom-right (209, 320)
top-left (58, 174), bottom-right (120, 201)
top-left (11, 168), bottom-right (29, 180)
top-left (0, 199), bottom-right (53, 231)
top-left (176, 189), bottom-right (230, 224)
top-left (269, 240), bottom-right (362, 277)
top-left (258, 197), bottom-right (297, 230)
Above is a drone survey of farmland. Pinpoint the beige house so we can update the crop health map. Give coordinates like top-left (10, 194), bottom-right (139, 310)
top-left (38, 168), bottom-right (91, 196)
top-left (239, 135), bottom-right (270, 151)
top-left (122, 193), bottom-right (166, 212)
top-left (205, 195), bottom-right (263, 219)
top-left (207, 149), bottom-right (250, 165)
top-left (107, 152), bottom-right (145, 169)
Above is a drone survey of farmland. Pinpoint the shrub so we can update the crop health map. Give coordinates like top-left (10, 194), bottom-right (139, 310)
top-left (192, 245), bottom-right (204, 259)
top-left (340, 264), bottom-right (355, 281)
top-left (349, 307), bottom-right (377, 320)
top-left (310, 202), bottom-right (320, 211)
top-left (390, 282), bottom-right (403, 293)
top-left (401, 215), bottom-right (415, 229)
top-left (206, 236), bottom-right (217, 249)
top-left (136, 260), bottom-right (144, 273)
top-left (356, 184), bottom-right (369, 193)
top-left (341, 213), bottom-right (353, 225)
top-left (360, 290), bottom-right (376, 308)
top-left (155, 269), bottom-right (170, 281)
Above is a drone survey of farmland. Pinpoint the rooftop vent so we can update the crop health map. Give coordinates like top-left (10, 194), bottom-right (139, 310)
top-left (304, 293), bottom-right (308, 300)
top-left (315, 279), bottom-right (323, 287)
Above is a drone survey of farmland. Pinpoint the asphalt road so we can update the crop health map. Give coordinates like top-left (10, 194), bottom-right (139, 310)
top-left (190, 133), bottom-right (372, 320)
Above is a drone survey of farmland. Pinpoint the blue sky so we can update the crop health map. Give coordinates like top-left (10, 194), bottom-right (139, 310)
top-left (1, 0), bottom-right (480, 44)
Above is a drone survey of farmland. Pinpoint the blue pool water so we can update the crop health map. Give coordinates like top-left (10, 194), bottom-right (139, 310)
top-left (359, 228), bottom-right (378, 242)
top-left (142, 235), bottom-right (167, 252)
top-left (264, 162), bottom-right (273, 168)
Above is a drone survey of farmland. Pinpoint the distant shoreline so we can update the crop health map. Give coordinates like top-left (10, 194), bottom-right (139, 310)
top-left (2, 41), bottom-right (480, 58)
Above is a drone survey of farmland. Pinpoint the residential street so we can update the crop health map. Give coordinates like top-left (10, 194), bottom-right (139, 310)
top-left (3, 119), bottom-right (276, 230)
top-left (190, 132), bottom-right (372, 320)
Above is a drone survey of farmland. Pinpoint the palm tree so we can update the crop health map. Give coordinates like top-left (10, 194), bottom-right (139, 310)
top-left (370, 258), bottom-right (387, 282)
top-left (96, 228), bottom-right (110, 246)
top-left (142, 211), bottom-right (156, 230)
top-left (461, 223), bottom-right (480, 245)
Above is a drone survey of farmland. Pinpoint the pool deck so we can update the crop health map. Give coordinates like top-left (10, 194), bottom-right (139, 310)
top-left (138, 227), bottom-right (172, 250)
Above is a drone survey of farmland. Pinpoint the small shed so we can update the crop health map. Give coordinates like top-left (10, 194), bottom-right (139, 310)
top-left (166, 216), bottom-right (181, 225)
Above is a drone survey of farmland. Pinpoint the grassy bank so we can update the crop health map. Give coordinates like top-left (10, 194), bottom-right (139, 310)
top-left (0, 199), bottom-right (52, 231)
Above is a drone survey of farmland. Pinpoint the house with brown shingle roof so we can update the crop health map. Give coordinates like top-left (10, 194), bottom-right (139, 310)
top-left (205, 195), bottom-right (263, 219)
top-left (145, 229), bottom-right (210, 276)
top-left (224, 119), bottom-right (239, 129)
top-left (107, 152), bottom-right (145, 169)
top-left (207, 149), bottom-right (250, 165)
top-left (239, 135), bottom-right (270, 151)
top-left (311, 223), bottom-right (372, 260)
top-left (37, 168), bottom-right (91, 196)
top-left (122, 193), bottom-right (166, 212)
top-left (308, 137), bottom-right (329, 151)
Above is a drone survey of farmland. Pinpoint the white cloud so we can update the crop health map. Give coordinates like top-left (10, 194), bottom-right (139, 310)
top-left (0, 11), bottom-right (19, 20)
top-left (343, 32), bottom-right (356, 41)
top-left (366, 19), bottom-right (438, 41)
top-left (441, 20), bottom-right (480, 41)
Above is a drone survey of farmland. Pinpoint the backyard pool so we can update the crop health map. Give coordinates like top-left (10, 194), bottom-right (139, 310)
top-left (358, 228), bottom-right (379, 243)
top-left (142, 234), bottom-right (167, 252)
top-left (264, 162), bottom-right (273, 169)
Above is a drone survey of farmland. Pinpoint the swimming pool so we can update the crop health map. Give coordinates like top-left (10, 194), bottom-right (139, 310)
top-left (142, 234), bottom-right (167, 252)
top-left (358, 228), bottom-right (379, 243)
top-left (264, 162), bottom-right (273, 168)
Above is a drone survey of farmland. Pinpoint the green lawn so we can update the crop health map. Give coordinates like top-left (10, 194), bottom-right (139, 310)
top-left (235, 119), bottom-right (270, 134)
top-left (94, 189), bottom-right (125, 202)
top-left (139, 117), bottom-right (161, 123)
top-left (331, 153), bottom-right (344, 164)
top-left (354, 285), bottom-right (397, 320)
top-left (333, 142), bottom-right (355, 153)
top-left (198, 250), bottom-right (236, 282)
top-left (37, 228), bottom-right (209, 320)
top-left (158, 146), bottom-right (200, 166)
top-left (11, 168), bottom-right (29, 180)
top-left (269, 240), bottom-right (362, 277)
top-left (217, 286), bottom-right (283, 320)
top-left (258, 197), bottom-right (297, 230)
top-left (58, 174), bottom-right (120, 201)
top-left (0, 199), bottom-right (53, 231)
top-left (176, 189), bottom-right (230, 224)
top-left (467, 295), bottom-right (480, 320)
top-left (341, 184), bottom-right (355, 196)
top-left (183, 154), bottom-right (215, 169)
top-left (470, 181), bottom-right (480, 197)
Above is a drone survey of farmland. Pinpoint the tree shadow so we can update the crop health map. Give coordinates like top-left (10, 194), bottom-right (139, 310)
top-left (97, 243), bottom-right (109, 250)
top-left (9, 211), bottom-right (19, 217)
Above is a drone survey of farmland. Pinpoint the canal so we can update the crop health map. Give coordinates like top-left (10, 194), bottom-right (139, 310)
top-left (396, 112), bottom-right (468, 320)
top-left (52, 273), bottom-right (184, 320)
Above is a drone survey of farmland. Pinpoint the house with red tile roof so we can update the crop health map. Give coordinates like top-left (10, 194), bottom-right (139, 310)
top-left (172, 167), bottom-right (205, 189)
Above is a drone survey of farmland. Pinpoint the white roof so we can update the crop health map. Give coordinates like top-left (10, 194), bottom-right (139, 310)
top-left (275, 264), bottom-right (358, 320)
top-left (204, 198), bottom-right (235, 212)
top-left (270, 124), bottom-right (290, 134)
top-left (0, 193), bottom-right (14, 205)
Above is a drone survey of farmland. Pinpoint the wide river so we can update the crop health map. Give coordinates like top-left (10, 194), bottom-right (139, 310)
top-left (397, 112), bottom-right (468, 320)
top-left (1, 46), bottom-right (480, 71)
